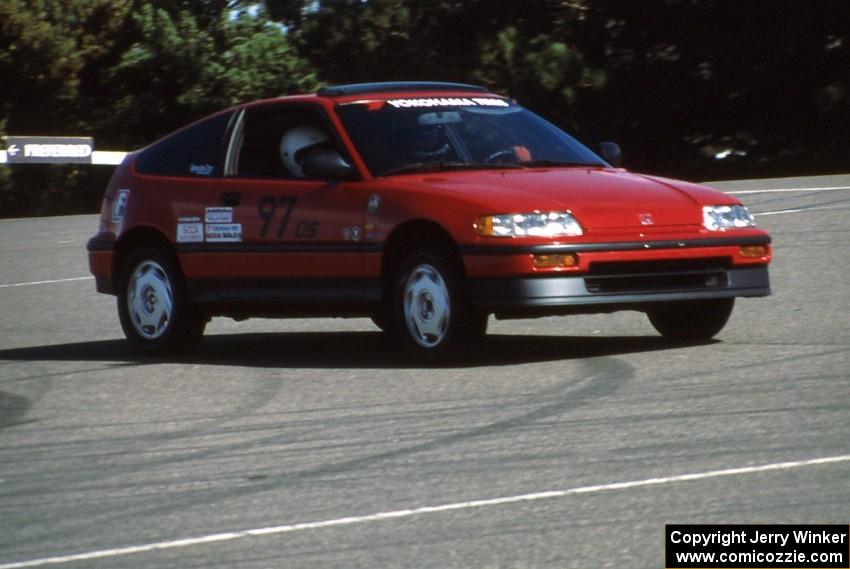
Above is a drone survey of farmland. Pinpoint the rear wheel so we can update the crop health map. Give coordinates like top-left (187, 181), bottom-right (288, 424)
top-left (117, 247), bottom-right (206, 354)
top-left (647, 298), bottom-right (734, 342)
top-left (393, 247), bottom-right (487, 360)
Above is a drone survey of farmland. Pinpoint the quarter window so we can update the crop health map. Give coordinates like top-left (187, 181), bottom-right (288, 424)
top-left (135, 111), bottom-right (234, 177)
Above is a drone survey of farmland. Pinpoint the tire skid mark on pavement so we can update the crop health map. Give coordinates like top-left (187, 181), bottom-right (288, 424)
top-left (1, 454), bottom-right (848, 569)
top-left (1, 358), bottom-right (633, 558)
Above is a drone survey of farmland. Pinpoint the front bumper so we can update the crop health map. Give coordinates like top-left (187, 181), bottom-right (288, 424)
top-left (462, 235), bottom-right (771, 317)
top-left (470, 265), bottom-right (769, 316)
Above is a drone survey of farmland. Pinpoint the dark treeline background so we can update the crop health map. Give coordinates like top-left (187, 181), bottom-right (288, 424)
top-left (1, 0), bottom-right (849, 217)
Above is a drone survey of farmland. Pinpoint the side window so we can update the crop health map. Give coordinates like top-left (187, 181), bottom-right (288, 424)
top-left (234, 106), bottom-right (338, 179)
top-left (135, 111), bottom-right (233, 177)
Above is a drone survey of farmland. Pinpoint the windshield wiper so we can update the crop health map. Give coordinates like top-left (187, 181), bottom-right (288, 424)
top-left (517, 160), bottom-right (604, 168)
top-left (379, 161), bottom-right (523, 176)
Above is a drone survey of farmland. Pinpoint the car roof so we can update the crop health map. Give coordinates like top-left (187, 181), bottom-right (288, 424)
top-left (238, 81), bottom-right (507, 112)
top-left (317, 81), bottom-right (491, 97)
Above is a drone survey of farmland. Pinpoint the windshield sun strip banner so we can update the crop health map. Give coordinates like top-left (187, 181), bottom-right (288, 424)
top-left (338, 97), bottom-right (513, 109)
top-left (386, 97), bottom-right (511, 108)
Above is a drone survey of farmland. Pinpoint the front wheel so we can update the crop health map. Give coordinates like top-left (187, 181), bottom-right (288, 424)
top-left (647, 298), bottom-right (734, 342)
top-left (393, 248), bottom-right (487, 360)
top-left (117, 247), bottom-right (206, 354)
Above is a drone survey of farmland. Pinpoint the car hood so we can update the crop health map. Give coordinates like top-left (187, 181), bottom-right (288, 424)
top-left (392, 167), bottom-right (735, 233)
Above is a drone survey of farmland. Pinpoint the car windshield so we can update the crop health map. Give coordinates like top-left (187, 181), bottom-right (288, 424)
top-left (334, 97), bottom-right (607, 176)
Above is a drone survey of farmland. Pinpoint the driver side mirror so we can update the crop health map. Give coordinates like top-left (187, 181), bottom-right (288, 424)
top-left (301, 148), bottom-right (357, 180)
top-left (598, 142), bottom-right (622, 167)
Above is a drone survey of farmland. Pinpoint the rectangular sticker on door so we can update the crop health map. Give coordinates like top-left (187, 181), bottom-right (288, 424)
top-left (205, 207), bottom-right (233, 223)
top-left (177, 216), bottom-right (204, 243)
top-left (206, 223), bottom-right (242, 242)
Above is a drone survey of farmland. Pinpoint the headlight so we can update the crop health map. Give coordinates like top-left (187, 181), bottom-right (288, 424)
top-left (475, 211), bottom-right (583, 237)
top-left (702, 205), bottom-right (756, 231)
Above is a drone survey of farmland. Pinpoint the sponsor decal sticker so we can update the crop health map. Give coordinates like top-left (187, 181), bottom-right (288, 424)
top-left (385, 97), bottom-right (511, 109)
top-left (111, 189), bottom-right (130, 224)
top-left (206, 223), bottom-right (242, 242)
top-left (205, 207), bottom-right (233, 223)
top-left (366, 193), bottom-right (382, 214)
top-left (365, 222), bottom-right (376, 240)
top-left (177, 216), bottom-right (203, 243)
top-left (190, 164), bottom-right (214, 176)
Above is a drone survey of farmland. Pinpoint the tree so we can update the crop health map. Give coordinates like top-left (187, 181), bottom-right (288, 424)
top-left (279, 0), bottom-right (604, 129)
top-left (0, 0), bottom-right (118, 216)
top-left (271, 0), bottom-right (850, 178)
top-left (574, 0), bottom-right (850, 177)
top-left (94, 3), bottom-right (317, 147)
top-left (1, 0), bottom-right (318, 216)
top-left (211, 10), bottom-right (319, 108)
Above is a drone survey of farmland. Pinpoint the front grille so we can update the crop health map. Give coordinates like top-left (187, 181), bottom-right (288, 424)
top-left (584, 257), bottom-right (731, 294)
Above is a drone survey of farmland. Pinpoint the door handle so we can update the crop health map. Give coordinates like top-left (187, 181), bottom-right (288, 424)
top-left (220, 192), bottom-right (241, 206)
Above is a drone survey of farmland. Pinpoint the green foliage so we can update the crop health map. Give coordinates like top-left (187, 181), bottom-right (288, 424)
top-left (572, 0), bottom-right (850, 177)
top-left (281, 0), bottom-right (849, 178)
top-left (474, 27), bottom-right (605, 130)
top-left (103, 4), bottom-right (223, 144)
top-left (0, 0), bottom-right (124, 216)
top-left (284, 0), bottom-right (606, 132)
top-left (0, 0), bottom-right (83, 131)
top-left (0, 0), bottom-right (317, 216)
top-left (213, 12), bottom-right (318, 106)
top-left (92, 3), bottom-right (318, 145)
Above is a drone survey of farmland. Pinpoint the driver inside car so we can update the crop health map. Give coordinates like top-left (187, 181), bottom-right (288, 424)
top-left (279, 125), bottom-right (332, 178)
top-left (408, 123), bottom-right (460, 162)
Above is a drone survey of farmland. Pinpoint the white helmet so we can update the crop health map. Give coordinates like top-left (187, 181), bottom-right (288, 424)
top-left (280, 126), bottom-right (329, 177)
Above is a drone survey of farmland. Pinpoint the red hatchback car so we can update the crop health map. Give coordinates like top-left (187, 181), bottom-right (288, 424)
top-left (88, 82), bottom-right (771, 359)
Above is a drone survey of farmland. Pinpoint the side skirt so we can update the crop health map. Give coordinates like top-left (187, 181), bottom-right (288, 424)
top-left (186, 277), bottom-right (383, 318)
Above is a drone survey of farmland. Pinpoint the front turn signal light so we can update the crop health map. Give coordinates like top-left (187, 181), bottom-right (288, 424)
top-left (532, 253), bottom-right (578, 268)
top-left (739, 245), bottom-right (768, 258)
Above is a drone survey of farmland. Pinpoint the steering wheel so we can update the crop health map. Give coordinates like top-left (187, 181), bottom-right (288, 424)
top-left (484, 149), bottom-right (517, 163)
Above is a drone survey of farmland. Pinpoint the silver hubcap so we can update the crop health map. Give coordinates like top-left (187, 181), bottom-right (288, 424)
top-left (127, 260), bottom-right (173, 340)
top-left (403, 263), bottom-right (450, 348)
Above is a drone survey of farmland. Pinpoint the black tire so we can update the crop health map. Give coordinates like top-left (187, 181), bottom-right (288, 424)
top-left (393, 247), bottom-right (487, 360)
top-left (647, 298), bottom-right (734, 342)
top-left (370, 309), bottom-right (395, 335)
top-left (117, 246), bottom-right (206, 354)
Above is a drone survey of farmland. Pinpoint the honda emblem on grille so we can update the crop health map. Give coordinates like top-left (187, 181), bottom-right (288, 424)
top-left (639, 213), bottom-right (654, 225)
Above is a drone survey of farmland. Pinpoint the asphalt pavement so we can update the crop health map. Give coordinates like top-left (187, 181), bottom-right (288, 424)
top-left (1, 174), bottom-right (848, 568)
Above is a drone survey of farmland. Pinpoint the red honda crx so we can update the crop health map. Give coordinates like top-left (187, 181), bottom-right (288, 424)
top-left (88, 82), bottom-right (771, 360)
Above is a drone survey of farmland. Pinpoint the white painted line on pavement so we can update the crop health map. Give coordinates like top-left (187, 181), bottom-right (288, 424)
top-left (2, 454), bottom-right (849, 568)
top-left (728, 185), bottom-right (850, 195)
top-left (0, 276), bottom-right (94, 289)
top-left (754, 208), bottom-right (806, 216)
top-left (754, 204), bottom-right (850, 217)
